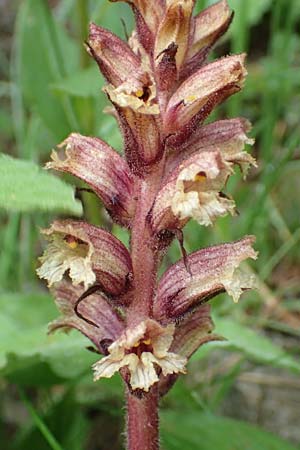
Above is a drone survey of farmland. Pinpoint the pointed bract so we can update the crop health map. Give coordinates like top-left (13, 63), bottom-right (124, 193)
top-left (47, 133), bottom-right (136, 226)
top-left (87, 23), bottom-right (140, 86)
top-left (49, 281), bottom-right (124, 354)
top-left (180, 0), bottom-right (233, 79)
top-left (37, 220), bottom-right (133, 294)
top-left (170, 305), bottom-right (217, 357)
top-left (153, 236), bottom-right (257, 320)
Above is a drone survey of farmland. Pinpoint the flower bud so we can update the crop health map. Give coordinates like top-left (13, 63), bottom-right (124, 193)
top-left (153, 236), bottom-right (257, 320)
top-left (37, 220), bottom-right (133, 295)
top-left (47, 133), bottom-right (136, 226)
top-left (180, 0), bottom-right (233, 79)
top-left (155, 0), bottom-right (195, 71)
top-left (49, 281), bottom-right (124, 354)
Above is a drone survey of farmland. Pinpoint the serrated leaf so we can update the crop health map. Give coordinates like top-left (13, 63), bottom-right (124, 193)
top-left (0, 292), bottom-right (97, 382)
top-left (0, 154), bottom-right (82, 215)
top-left (193, 317), bottom-right (300, 374)
top-left (52, 65), bottom-right (103, 98)
top-left (161, 411), bottom-right (298, 450)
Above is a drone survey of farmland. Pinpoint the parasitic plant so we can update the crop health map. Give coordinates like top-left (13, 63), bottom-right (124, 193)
top-left (37, 1), bottom-right (257, 449)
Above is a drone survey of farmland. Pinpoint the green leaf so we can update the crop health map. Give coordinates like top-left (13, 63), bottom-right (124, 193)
top-left (193, 317), bottom-right (300, 374)
top-left (0, 154), bottom-right (82, 215)
top-left (15, 0), bottom-right (79, 140)
top-left (161, 411), bottom-right (298, 450)
top-left (0, 292), bottom-right (97, 383)
top-left (52, 65), bottom-right (103, 98)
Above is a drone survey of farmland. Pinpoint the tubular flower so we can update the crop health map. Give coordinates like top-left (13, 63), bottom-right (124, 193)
top-left (37, 220), bottom-right (132, 294)
top-left (93, 319), bottom-right (187, 392)
top-left (151, 150), bottom-right (235, 231)
top-left (167, 118), bottom-right (256, 177)
top-left (164, 54), bottom-right (247, 134)
top-left (37, 0), bottom-right (257, 412)
top-left (153, 236), bottom-right (257, 320)
top-left (47, 133), bottom-right (136, 226)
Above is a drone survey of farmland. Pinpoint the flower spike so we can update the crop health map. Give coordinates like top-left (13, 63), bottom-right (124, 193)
top-left (37, 1), bottom-right (258, 446)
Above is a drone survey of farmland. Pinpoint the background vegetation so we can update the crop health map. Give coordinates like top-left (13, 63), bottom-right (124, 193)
top-left (0, 0), bottom-right (300, 449)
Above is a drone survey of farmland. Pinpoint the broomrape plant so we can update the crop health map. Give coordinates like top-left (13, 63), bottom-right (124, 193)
top-left (37, 1), bottom-right (257, 448)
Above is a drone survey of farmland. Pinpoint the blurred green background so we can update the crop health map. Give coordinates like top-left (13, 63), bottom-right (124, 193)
top-left (0, 0), bottom-right (300, 449)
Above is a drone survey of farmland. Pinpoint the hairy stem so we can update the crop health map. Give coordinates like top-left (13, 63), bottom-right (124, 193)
top-left (128, 169), bottom-right (162, 325)
top-left (126, 167), bottom-right (164, 448)
top-left (126, 387), bottom-right (159, 450)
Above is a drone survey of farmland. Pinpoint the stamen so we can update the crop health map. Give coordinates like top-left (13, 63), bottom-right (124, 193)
top-left (194, 171), bottom-right (207, 182)
top-left (135, 88), bottom-right (144, 98)
top-left (185, 94), bottom-right (197, 104)
top-left (64, 234), bottom-right (80, 249)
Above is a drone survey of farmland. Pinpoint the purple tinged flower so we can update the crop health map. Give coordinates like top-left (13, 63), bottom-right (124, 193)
top-left (88, 23), bottom-right (159, 115)
top-left (93, 319), bottom-right (187, 392)
top-left (153, 236), bottom-right (257, 320)
top-left (151, 150), bottom-right (235, 232)
top-left (87, 23), bottom-right (140, 86)
top-left (47, 133), bottom-right (136, 226)
top-left (37, 220), bottom-right (132, 295)
top-left (166, 118), bottom-right (256, 177)
top-left (155, 0), bottom-right (195, 71)
top-left (180, 0), bottom-right (233, 79)
top-left (164, 54), bottom-right (247, 133)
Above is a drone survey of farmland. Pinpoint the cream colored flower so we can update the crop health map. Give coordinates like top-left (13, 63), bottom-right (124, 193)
top-left (37, 232), bottom-right (95, 289)
top-left (93, 319), bottom-right (187, 392)
top-left (171, 152), bottom-right (235, 226)
top-left (104, 83), bottom-right (159, 115)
